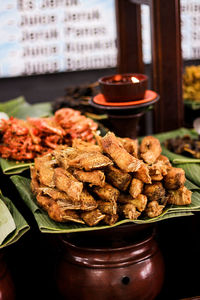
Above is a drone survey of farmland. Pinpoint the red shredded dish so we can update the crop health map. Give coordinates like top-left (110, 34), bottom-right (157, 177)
top-left (0, 108), bottom-right (98, 161)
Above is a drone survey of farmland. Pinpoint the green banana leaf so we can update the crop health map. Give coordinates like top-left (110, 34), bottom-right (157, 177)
top-left (0, 96), bottom-right (52, 119)
top-left (154, 127), bottom-right (198, 143)
top-left (0, 97), bottom-right (52, 175)
top-left (184, 99), bottom-right (200, 110)
top-left (0, 159), bottom-right (34, 175)
top-left (10, 101), bottom-right (52, 119)
top-left (0, 191), bottom-right (30, 248)
top-left (0, 96), bottom-right (26, 116)
top-left (0, 198), bottom-right (16, 245)
top-left (10, 175), bottom-right (200, 233)
top-left (154, 128), bottom-right (200, 187)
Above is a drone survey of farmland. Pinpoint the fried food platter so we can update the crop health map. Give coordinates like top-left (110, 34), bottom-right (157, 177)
top-left (1, 98), bottom-right (200, 233)
top-left (10, 129), bottom-right (200, 233)
top-left (10, 174), bottom-right (200, 234)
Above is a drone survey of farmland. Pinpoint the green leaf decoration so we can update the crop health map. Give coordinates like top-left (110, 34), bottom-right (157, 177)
top-left (0, 96), bottom-right (26, 116)
top-left (185, 179), bottom-right (200, 191)
top-left (154, 127), bottom-right (198, 143)
top-left (0, 198), bottom-right (16, 245)
top-left (10, 175), bottom-right (200, 233)
top-left (10, 101), bottom-right (53, 120)
top-left (154, 128), bottom-right (200, 187)
top-left (0, 158), bottom-right (34, 175)
top-left (0, 191), bottom-right (30, 248)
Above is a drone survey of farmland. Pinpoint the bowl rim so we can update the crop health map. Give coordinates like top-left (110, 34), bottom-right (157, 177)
top-left (98, 73), bottom-right (148, 86)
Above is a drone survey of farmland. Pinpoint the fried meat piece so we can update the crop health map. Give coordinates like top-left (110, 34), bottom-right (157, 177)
top-left (72, 139), bottom-right (103, 152)
top-left (97, 200), bottom-right (117, 215)
top-left (101, 132), bottom-right (142, 172)
top-left (93, 183), bottom-right (120, 202)
top-left (79, 189), bottom-right (98, 210)
top-left (105, 165), bottom-right (132, 191)
top-left (36, 193), bottom-right (54, 211)
top-left (157, 155), bottom-right (172, 170)
top-left (49, 204), bottom-right (85, 224)
top-left (54, 167), bottom-right (83, 201)
top-left (118, 193), bottom-right (134, 204)
top-left (58, 194), bottom-right (97, 211)
top-left (56, 200), bottom-right (82, 210)
top-left (134, 163), bottom-right (152, 184)
top-left (68, 150), bottom-right (113, 171)
top-left (39, 187), bottom-right (69, 201)
top-left (36, 192), bottom-right (85, 223)
top-left (148, 155), bottom-right (172, 181)
top-left (73, 169), bottom-right (105, 187)
top-left (93, 132), bottom-right (103, 149)
top-left (30, 166), bottom-right (40, 194)
top-left (39, 186), bottom-right (83, 210)
top-left (144, 182), bottom-right (165, 202)
top-left (129, 178), bottom-right (144, 198)
top-left (131, 194), bottom-right (147, 212)
top-left (104, 214), bottom-right (119, 226)
top-left (164, 167), bottom-right (186, 190)
top-left (145, 201), bottom-right (165, 218)
top-left (118, 193), bottom-right (147, 212)
top-left (34, 154), bottom-right (57, 187)
top-left (40, 186), bottom-right (97, 211)
top-left (53, 147), bottom-right (79, 169)
top-left (118, 193), bottom-right (133, 203)
top-left (148, 162), bottom-right (164, 181)
top-left (167, 186), bottom-right (192, 205)
top-left (118, 203), bottom-right (141, 220)
top-left (81, 209), bottom-right (105, 226)
top-left (118, 137), bottom-right (139, 158)
top-left (140, 136), bottom-right (162, 164)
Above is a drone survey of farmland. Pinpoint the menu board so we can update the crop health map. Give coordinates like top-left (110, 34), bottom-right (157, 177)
top-left (0, 0), bottom-right (117, 77)
top-left (181, 0), bottom-right (200, 59)
top-left (0, 0), bottom-right (200, 78)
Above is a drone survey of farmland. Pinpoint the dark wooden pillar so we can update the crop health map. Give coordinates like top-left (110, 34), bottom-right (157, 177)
top-left (150, 0), bottom-right (183, 132)
top-left (115, 0), bottom-right (144, 73)
top-left (115, 0), bottom-right (184, 133)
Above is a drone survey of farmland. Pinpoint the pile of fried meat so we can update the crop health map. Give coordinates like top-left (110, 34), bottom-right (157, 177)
top-left (31, 132), bottom-right (192, 226)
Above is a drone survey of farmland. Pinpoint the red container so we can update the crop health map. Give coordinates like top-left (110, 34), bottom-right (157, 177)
top-left (98, 73), bottom-right (148, 102)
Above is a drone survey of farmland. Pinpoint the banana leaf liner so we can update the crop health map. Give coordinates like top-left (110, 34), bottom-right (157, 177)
top-left (154, 127), bottom-right (200, 187)
top-left (10, 175), bottom-right (200, 233)
top-left (0, 191), bottom-right (30, 248)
